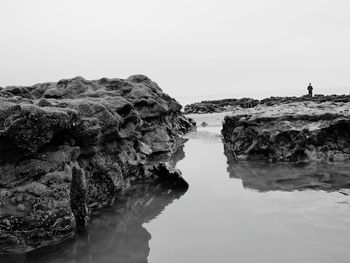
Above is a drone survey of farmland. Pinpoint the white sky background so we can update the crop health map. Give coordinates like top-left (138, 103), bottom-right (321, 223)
top-left (1, 0), bottom-right (350, 104)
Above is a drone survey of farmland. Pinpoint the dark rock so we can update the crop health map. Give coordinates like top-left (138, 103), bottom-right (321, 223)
top-left (1, 181), bottom-right (188, 263)
top-left (0, 75), bottom-right (195, 253)
top-left (150, 162), bottom-right (189, 189)
top-left (70, 166), bottom-right (88, 231)
top-left (184, 98), bottom-right (259, 114)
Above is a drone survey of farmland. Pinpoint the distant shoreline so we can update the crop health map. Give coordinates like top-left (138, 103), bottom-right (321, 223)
top-left (184, 93), bottom-right (350, 114)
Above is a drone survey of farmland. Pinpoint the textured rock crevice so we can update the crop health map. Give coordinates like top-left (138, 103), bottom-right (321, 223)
top-left (222, 102), bottom-right (350, 163)
top-left (0, 75), bottom-right (195, 253)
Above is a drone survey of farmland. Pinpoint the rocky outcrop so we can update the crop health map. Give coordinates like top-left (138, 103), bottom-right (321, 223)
top-left (0, 75), bottom-right (195, 254)
top-left (185, 94), bottom-right (350, 114)
top-left (184, 98), bottom-right (259, 114)
top-left (222, 101), bottom-right (350, 163)
top-left (260, 94), bottom-right (350, 106)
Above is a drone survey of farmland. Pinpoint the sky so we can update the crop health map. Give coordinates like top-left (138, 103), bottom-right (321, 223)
top-left (1, 0), bottom-right (350, 104)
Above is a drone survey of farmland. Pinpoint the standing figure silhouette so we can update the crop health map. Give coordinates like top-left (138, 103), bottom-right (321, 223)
top-left (307, 83), bottom-right (313, 97)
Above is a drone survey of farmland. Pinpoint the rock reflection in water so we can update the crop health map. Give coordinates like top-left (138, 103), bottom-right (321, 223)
top-left (2, 144), bottom-right (189, 263)
top-left (2, 183), bottom-right (187, 263)
top-left (0, 145), bottom-right (189, 262)
top-left (226, 157), bottom-right (350, 192)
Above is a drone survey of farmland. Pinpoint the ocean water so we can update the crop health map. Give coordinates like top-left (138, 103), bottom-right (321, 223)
top-left (3, 114), bottom-right (350, 263)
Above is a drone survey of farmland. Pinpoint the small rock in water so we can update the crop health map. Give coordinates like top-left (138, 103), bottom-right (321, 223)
top-left (151, 162), bottom-right (189, 189)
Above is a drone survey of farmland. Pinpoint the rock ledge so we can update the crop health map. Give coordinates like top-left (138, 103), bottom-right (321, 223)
top-left (222, 101), bottom-right (350, 163)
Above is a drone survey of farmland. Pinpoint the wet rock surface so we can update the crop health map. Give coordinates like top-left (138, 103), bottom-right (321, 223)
top-left (222, 101), bottom-right (350, 163)
top-left (1, 182), bottom-right (187, 263)
top-left (185, 94), bottom-right (350, 114)
top-left (0, 75), bottom-right (195, 253)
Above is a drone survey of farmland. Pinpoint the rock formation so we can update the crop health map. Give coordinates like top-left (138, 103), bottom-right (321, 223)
top-left (222, 101), bottom-right (350, 163)
top-left (184, 94), bottom-right (350, 114)
top-left (0, 75), bottom-right (195, 253)
top-left (184, 98), bottom-right (259, 114)
top-left (260, 94), bottom-right (350, 106)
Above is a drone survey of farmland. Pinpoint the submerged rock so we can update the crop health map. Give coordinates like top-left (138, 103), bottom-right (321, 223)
top-left (201, 121), bottom-right (208, 127)
top-left (222, 101), bottom-right (350, 163)
top-left (0, 75), bottom-right (195, 254)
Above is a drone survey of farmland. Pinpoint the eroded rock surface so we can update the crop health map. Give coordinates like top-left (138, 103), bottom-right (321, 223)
top-left (222, 101), bottom-right (350, 163)
top-left (0, 75), bottom-right (194, 253)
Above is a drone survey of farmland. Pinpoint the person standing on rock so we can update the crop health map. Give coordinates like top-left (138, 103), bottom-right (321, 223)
top-left (307, 83), bottom-right (313, 97)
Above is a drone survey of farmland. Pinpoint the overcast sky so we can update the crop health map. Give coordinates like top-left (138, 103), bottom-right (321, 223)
top-left (1, 0), bottom-right (349, 104)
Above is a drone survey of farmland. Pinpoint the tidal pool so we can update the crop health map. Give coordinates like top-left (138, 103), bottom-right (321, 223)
top-left (3, 115), bottom-right (350, 263)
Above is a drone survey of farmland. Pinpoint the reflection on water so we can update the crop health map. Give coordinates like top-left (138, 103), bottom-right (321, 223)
top-left (2, 184), bottom-right (188, 263)
top-left (2, 146), bottom-right (188, 263)
top-left (226, 160), bottom-right (350, 193)
top-left (2, 116), bottom-right (350, 263)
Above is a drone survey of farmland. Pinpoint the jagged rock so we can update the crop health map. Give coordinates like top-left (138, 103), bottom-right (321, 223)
top-left (0, 75), bottom-right (195, 253)
top-left (142, 127), bottom-right (171, 153)
top-left (222, 101), bottom-right (350, 163)
top-left (150, 162), bottom-right (189, 189)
